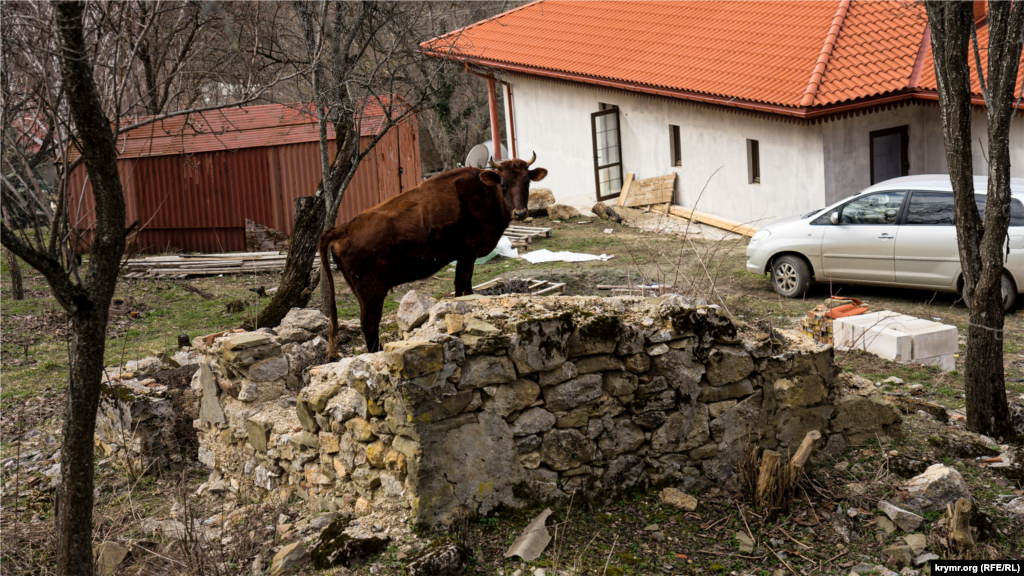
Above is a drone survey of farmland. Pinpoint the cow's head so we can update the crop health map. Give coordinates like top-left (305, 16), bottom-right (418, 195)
top-left (479, 152), bottom-right (547, 221)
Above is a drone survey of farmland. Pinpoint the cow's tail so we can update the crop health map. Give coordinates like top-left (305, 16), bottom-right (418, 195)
top-left (319, 236), bottom-right (339, 359)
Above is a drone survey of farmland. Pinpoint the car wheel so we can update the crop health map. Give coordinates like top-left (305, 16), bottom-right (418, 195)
top-left (770, 255), bottom-right (811, 298)
top-left (962, 273), bottom-right (1017, 313)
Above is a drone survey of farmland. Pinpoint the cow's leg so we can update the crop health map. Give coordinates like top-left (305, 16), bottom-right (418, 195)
top-left (360, 289), bottom-right (387, 353)
top-left (454, 255), bottom-right (476, 296)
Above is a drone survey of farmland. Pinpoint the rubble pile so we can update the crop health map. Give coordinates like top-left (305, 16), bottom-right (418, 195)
top-left (94, 349), bottom-right (200, 472)
top-left (194, 295), bottom-right (902, 528)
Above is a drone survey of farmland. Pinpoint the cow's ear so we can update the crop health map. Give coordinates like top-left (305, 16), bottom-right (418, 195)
top-left (528, 168), bottom-right (548, 182)
top-left (479, 170), bottom-right (502, 186)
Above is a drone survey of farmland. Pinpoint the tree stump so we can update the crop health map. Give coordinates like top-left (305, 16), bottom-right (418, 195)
top-left (948, 497), bottom-right (975, 553)
top-left (789, 430), bottom-right (821, 475)
top-left (755, 449), bottom-right (782, 510)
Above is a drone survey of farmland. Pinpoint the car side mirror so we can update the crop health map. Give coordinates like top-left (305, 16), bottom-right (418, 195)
top-left (829, 211), bottom-right (839, 225)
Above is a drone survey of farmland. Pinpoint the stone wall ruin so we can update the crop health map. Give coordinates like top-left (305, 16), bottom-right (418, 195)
top-left (193, 296), bottom-right (901, 528)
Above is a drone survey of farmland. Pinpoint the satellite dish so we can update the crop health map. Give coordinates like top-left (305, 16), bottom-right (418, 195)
top-left (465, 140), bottom-right (509, 169)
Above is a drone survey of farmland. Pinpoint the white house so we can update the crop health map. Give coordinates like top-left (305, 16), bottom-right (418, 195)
top-left (424, 0), bottom-right (1023, 226)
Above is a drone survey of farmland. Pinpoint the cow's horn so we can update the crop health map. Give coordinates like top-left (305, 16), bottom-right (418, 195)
top-left (488, 156), bottom-right (500, 169)
top-left (526, 151), bottom-right (537, 166)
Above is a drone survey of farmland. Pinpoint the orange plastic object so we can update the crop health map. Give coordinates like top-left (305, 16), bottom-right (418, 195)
top-left (826, 305), bottom-right (868, 319)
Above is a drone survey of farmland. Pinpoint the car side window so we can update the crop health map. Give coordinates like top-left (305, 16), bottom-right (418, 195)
top-left (838, 191), bottom-right (906, 225)
top-left (905, 191), bottom-right (954, 225)
top-left (974, 194), bottom-right (1024, 226)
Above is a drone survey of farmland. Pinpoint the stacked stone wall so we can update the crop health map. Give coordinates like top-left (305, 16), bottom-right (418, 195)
top-left (194, 296), bottom-right (901, 528)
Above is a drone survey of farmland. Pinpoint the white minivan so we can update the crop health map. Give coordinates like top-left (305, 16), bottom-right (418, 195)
top-left (745, 175), bottom-right (1024, 312)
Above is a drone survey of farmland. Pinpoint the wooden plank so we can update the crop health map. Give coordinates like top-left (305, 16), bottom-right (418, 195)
top-left (617, 172), bottom-right (635, 206)
top-left (668, 205), bottom-right (758, 237)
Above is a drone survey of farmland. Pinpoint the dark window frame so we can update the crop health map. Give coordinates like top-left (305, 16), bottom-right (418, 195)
top-left (747, 139), bottom-right (760, 184)
top-left (869, 125), bottom-right (909, 185)
top-left (670, 125), bottom-right (682, 167)
top-left (591, 107), bottom-right (624, 202)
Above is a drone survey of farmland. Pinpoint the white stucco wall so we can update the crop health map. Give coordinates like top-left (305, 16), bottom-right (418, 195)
top-left (502, 73), bottom-right (1024, 225)
top-left (822, 105), bottom-right (1024, 205)
top-left (503, 75), bottom-right (827, 226)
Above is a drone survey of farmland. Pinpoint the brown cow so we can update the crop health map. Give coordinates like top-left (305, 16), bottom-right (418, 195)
top-left (319, 153), bottom-right (547, 355)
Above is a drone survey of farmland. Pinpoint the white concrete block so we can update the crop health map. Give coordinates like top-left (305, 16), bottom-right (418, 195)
top-left (906, 324), bottom-right (959, 359)
top-left (913, 354), bottom-right (956, 372)
top-left (861, 326), bottom-right (913, 362)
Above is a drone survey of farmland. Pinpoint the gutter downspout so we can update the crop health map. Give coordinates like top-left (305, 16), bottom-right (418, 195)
top-left (486, 77), bottom-right (502, 161)
top-left (467, 63), bottom-right (517, 159)
top-left (799, 0), bottom-right (850, 107)
top-left (498, 79), bottom-right (517, 159)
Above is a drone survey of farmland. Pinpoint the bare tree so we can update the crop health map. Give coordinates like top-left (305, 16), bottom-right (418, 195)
top-left (925, 0), bottom-right (1024, 436)
top-left (1, 2), bottom-right (287, 571)
top-left (251, 1), bottom-right (472, 330)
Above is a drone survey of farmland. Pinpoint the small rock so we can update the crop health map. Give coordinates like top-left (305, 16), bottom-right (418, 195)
top-left (874, 516), bottom-right (897, 535)
top-left (651, 531), bottom-right (666, 542)
top-left (397, 291), bottom-right (433, 331)
top-left (851, 562), bottom-right (876, 574)
top-left (643, 524), bottom-right (660, 531)
top-left (404, 536), bottom-right (467, 576)
top-left (846, 507), bottom-right (859, 518)
top-left (1005, 497), bottom-right (1024, 522)
top-left (735, 531), bottom-right (755, 553)
top-left (660, 487), bottom-right (697, 511)
top-left (878, 500), bottom-right (924, 532)
top-left (882, 544), bottom-right (913, 568)
top-left (546, 204), bottom-right (580, 220)
top-left (903, 533), bottom-right (927, 555)
top-left (270, 542), bottom-right (309, 576)
top-left (903, 464), bottom-right (971, 513)
top-left (913, 553), bottom-right (939, 566)
top-left (528, 189), bottom-right (555, 217)
top-left (94, 541), bottom-right (129, 576)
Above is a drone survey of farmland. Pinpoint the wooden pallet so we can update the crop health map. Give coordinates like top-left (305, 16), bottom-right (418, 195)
top-left (504, 225), bottom-right (552, 247)
top-left (471, 277), bottom-right (566, 295)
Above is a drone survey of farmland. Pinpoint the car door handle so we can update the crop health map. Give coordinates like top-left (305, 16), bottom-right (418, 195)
top-left (878, 234), bottom-right (894, 239)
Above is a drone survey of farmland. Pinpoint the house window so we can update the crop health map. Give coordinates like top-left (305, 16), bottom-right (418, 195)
top-left (591, 107), bottom-right (623, 201)
top-left (599, 102), bottom-right (617, 111)
top-left (670, 125), bottom-right (681, 167)
top-left (870, 125), bottom-right (909, 184)
top-left (747, 139), bottom-right (760, 184)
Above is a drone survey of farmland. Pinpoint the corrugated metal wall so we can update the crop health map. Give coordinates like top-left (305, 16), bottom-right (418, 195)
top-left (69, 117), bottom-right (419, 254)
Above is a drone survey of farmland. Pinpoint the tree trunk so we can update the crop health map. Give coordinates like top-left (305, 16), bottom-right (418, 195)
top-left (1, 204), bottom-right (24, 297)
top-left (926, 0), bottom-right (1022, 437)
top-left (4, 248), bottom-right (22, 301)
top-left (56, 310), bottom-right (108, 576)
top-left (248, 194), bottom-right (326, 329)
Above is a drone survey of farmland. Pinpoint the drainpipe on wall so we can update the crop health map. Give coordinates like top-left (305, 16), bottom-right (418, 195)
top-left (466, 64), bottom-right (517, 159)
top-left (486, 77), bottom-right (502, 161)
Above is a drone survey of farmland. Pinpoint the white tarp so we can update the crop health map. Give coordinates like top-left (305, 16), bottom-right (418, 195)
top-left (521, 249), bottom-right (613, 264)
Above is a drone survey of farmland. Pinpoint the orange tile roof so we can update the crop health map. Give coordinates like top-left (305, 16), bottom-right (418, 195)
top-left (917, 22), bottom-right (1024, 101)
top-left (424, 0), bottom-right (1022, 117)
top-left (813, 0), bottom-right (926, 105)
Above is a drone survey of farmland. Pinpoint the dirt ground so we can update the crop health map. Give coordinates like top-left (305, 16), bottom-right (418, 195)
top-left (2, 209), bottom-right (1023, 575)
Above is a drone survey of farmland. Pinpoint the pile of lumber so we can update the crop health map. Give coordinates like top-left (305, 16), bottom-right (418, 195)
top-left (123, 252), bottom-right (289, 278)
top-left (618, 172), bottom-right (674, 208)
